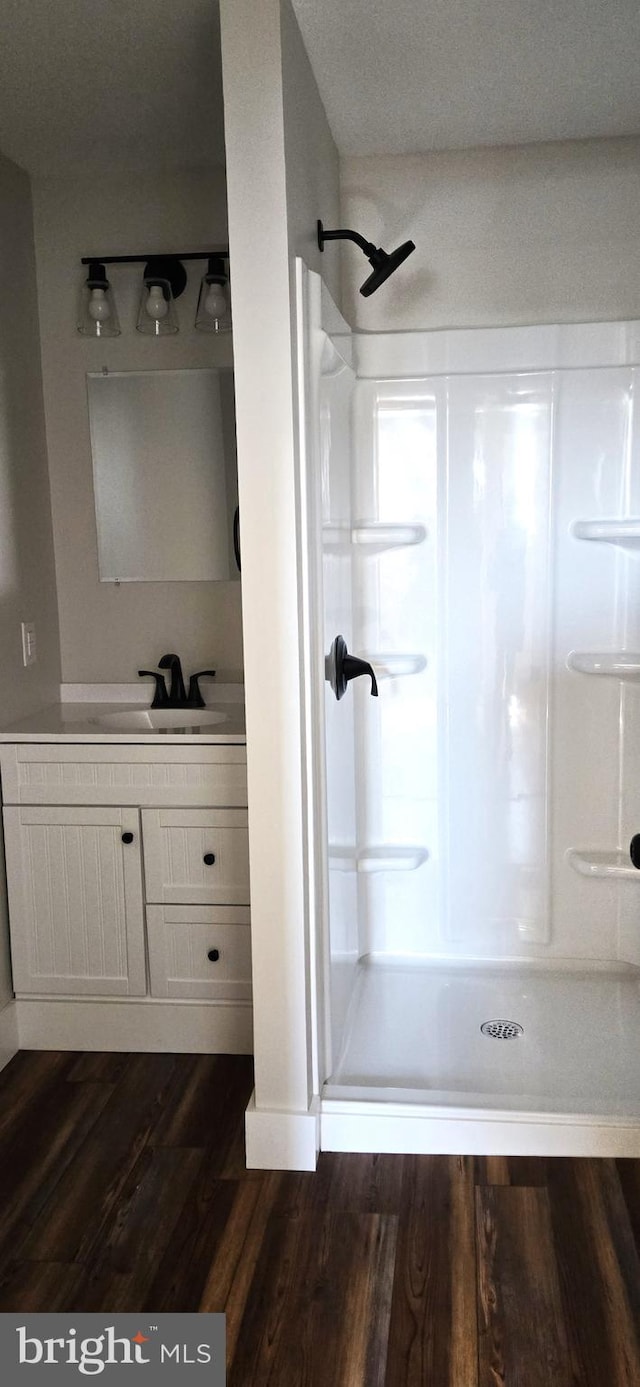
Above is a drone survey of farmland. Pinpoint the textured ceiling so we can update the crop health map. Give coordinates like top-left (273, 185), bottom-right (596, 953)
top-left (0, 0), bottom-right (225, 174)
top-left (1, 1), bottom-right (638, 177)
top-left (291, 0), bottom-right (640, 155)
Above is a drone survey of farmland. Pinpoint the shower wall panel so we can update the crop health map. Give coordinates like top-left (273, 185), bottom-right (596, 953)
top-left (444, 374), bottom-right (553, 951)
top-left (348, 329), bottom-right (640, 966)
top-left (319, 341), bottom-right (360, 1063)
top-left (351, 381), bottom-right (440, 957)
top-left (552, 367), bottom-right (640, 964)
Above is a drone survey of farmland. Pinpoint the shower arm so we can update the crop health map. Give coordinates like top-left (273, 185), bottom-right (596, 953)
top-left (317, 222), bottom-right (382, 264)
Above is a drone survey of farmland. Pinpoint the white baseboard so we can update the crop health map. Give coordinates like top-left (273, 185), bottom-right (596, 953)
top-left (321, 1102), bottom-right (640, 1158)
top-left (245, 1091), bottom-right (320, 1170)
top-left (16, 998), bottom-right (253, 1054)
top-left (0, 1000), bottom-right (18, 1072)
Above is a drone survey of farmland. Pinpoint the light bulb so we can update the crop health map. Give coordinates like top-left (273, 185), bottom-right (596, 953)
top-left (88, 287), bottom-right (111, 322)
top-left (204, 282), bottom-right (227, 318)
top-left (146, 284), bottom-right (168, 320)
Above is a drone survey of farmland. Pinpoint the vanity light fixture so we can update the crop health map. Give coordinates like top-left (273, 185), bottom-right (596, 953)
top-left (77, 261), bottom-right (121, 337)
top-left (195, 256), bottom-right (231, 333)
top-left (78, 249), bottom-right (230, 336)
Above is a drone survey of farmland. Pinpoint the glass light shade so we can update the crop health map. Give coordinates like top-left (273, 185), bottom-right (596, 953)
top-left (77, 263), bottom-right (120, 337)
top-left (136, 277), bottom-right (179, 335)
top-left (195, 257), bottom-right (231, 333)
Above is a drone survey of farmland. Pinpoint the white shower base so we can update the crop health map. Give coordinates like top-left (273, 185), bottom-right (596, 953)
top-left (321, 958), bottom-right (640, 1157)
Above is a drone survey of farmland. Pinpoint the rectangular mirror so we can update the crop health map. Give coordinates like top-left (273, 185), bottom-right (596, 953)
top-left (88, 368), bottom-right (239, 582)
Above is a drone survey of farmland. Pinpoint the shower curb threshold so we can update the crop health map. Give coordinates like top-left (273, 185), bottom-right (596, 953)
top-left (320, 1098), bottom-right (640, 1158)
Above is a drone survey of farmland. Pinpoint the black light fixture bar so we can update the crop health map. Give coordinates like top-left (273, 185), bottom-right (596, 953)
top-left (80, 249), bottom-right (229, 267)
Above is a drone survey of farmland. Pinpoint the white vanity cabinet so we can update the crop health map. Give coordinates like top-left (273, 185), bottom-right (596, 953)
top-left (0, 737), bottom-right (252, 1052)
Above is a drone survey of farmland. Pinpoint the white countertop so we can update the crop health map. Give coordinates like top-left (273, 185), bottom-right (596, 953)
top-left (0, 685), bottom-right (246, 745)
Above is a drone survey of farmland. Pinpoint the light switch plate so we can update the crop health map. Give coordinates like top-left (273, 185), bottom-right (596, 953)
top-left (21, 621), bottom-right (37, 667)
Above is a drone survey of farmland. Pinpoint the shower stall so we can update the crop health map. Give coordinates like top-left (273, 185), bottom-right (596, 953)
top-left (297, 263), bottom-right (640, 1156)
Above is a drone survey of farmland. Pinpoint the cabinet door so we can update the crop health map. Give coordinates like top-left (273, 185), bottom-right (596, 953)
top-left (3, 806), bottom-right (146, 996)
top-left (142, 809), bottom-right (250, 905)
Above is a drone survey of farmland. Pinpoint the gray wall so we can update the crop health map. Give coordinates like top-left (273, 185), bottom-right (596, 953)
top-left (0, 149), bottom-right (61, 1008)
top-left (33, 167), bottom-right (244, 684)
top-left (340, 136), bottom-right (640, 330)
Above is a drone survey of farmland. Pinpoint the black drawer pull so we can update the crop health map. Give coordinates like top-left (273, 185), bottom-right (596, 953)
top-left (121, 832), bottom-right (134, 844)
top-left (207, 948), bottom-right (220, 963)
top-left (630, 834), bottom-right (640, 869)
top-left (203, 852), bottom-right (216, 866)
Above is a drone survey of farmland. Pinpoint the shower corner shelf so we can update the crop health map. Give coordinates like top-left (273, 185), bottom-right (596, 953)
top-left (567, 849), bottom-right (640, 881)
top-left (329, 845), bottom-right (429, 874)
top-left (567, 651), bottom-right (640, 679)
top-left (572, 519), bottom-right (640, 550)
top-left (323, 522), bottom-right (427, 555)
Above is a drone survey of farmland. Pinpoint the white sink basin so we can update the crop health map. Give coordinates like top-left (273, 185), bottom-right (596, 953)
top-left (93, 709), bottom-right (228, 731)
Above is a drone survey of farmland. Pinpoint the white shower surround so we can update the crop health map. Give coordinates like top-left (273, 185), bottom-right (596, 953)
top-left (300, 263), bottom-right (640, 1159)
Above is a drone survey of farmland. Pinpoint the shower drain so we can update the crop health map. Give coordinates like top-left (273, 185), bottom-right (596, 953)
top-left (480, 1020), bottom-right (524, 1039)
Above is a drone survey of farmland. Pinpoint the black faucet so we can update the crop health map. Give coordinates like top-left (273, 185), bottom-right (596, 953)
top-left (138, 656), bottom-right (217, 709)
top-left (158, 653), bottom-right (187, 707)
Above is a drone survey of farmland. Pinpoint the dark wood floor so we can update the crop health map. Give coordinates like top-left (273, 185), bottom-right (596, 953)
top-left (0, 1052), bottom-right (639, 1384)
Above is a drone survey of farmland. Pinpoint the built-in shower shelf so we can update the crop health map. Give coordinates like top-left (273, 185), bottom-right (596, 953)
top-left (567, 651), bottom-right (640, 679)
top-left (573, 519), bottom-right (640, 550)
top-left (329, 845), bottom-right (429, 874)
top-left (366, 653), bottom-right (427, 678)
top-left (323, 523), bottom-right (427, 554)
top-left (567, 849), bottom-right (640, 880)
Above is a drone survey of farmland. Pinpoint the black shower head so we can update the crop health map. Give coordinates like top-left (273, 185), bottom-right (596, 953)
top-left (359, 239), bottom-right (416, 297)
top-left (317, 221), bottom-right (416, 296)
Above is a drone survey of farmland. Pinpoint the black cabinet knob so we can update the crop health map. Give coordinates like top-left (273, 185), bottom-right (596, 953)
top-left (121, 832), bottom-right (134, 844)
top-left (203, 852), bottom-right (216, 866)
top-left (207, 948), bottom-right (220, 963)
top-left (630, 834), bottom-right (640, 869)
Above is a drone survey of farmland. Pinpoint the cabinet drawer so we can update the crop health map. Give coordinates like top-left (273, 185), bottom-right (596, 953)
top-left (142, 809), bottom-right (250, 904)
top-left (147, 906), bottom-right (252, 1000)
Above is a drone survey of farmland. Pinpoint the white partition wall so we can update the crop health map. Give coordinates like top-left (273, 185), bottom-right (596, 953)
top-left (220, 0), bottom-right (341, 1169)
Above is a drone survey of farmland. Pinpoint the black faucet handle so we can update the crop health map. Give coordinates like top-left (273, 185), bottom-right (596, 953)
top-left (138, 670), bottom-right (169, 708)
top-left (343, 654), bottom-right (378, 697)
top-left (327, 636), bottom-right (379, 700)
top-left (187, 670), bottom-right (217, 709)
